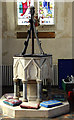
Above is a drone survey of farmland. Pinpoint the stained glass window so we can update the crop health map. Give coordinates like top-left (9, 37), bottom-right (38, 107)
top-left (38, 0), bottom-right (54, 25)
top-left (17, 0), bottom-right (34, 25)
top-left (17, 0), bottom-right (54, 25)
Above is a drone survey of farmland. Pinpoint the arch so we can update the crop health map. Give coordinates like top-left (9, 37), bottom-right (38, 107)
top-left (13, 59), bottom-right (24, 79)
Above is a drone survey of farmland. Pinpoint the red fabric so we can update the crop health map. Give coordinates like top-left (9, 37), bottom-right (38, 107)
top-left (68, 91), bottom-right (74, 101)
top-left (20, 102), bottom-right (39, 109)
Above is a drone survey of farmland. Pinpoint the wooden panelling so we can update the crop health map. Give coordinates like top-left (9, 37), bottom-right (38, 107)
top-left (38, 32), bottom-right (55, 38)
top-left (17, 32), bottom-right (55, 39)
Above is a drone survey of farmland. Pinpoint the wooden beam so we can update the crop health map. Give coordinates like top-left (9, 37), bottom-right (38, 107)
top-left (38, 32), bottom-right (55, 38)
top-left (17, 32), bottom-right (55, 39)
top-left (17, 32), bottom-right (28, 39)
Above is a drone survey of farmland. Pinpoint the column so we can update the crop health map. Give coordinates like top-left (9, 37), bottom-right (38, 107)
top-left (37, 81), bottom-right (42, 102)
top-left (22, 81), bottom-right (28, 102)
top-left (13, 79), bottom-right (19, 100)
top-left (47, 80), bottom-right (51, 99)
top-left (17, 80), bottom-right (20, 97)
top-left (6, 2), bottom-right (15, 31)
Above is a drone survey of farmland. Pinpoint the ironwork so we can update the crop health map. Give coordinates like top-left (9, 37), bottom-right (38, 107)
top-left (22, 7), bottom-right (44, 55)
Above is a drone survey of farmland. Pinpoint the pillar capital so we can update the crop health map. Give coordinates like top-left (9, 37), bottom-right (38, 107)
top-left (37, 79), bottom-right (42, 102)
top-left (13, 80), bottom-right (19, 100)
top-left (22, 80), bottom-right (27, 84)
top-left (13, 78), bottom-right (19, 82)
top-left (36, 79), bottom-right (42, 84)
top-left (22, 80), bottom-right (28, 102)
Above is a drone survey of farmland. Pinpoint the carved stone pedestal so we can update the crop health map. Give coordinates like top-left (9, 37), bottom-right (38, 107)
top-left (13, 54), bottom-right (52, 101)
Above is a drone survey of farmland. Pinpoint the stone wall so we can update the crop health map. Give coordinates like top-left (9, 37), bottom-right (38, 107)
top-left (72, 2), bottom-right (74, 58)
top-left (2, 2), bottom-right (72, 65)
top-left (0, 2), bottom-right (2, 66)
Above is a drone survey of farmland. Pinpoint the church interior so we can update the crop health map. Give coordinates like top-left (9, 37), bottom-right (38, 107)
top-left (0, 0), bottom-right (74, 119)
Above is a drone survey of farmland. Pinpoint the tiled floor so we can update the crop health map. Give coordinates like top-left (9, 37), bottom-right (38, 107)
top-left (0, 86), bottom-right (74, 120)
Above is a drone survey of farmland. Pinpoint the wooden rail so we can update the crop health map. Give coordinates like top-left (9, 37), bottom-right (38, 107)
top-left (17, 32), bottom-right (55, 39)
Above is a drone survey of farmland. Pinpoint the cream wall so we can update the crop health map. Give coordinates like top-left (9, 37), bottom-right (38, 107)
top-left (72, 2), bottom-right (74, 59)
top-left (0, 2), bottom-right (2, 66)
top-left (2, 2), bottom-right (72, 65)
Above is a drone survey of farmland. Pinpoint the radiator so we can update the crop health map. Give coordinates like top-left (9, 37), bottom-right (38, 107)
top-left (2, 65), bottom-right (13, 86)
top-left (53, 64), bottom-right (58, 85)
